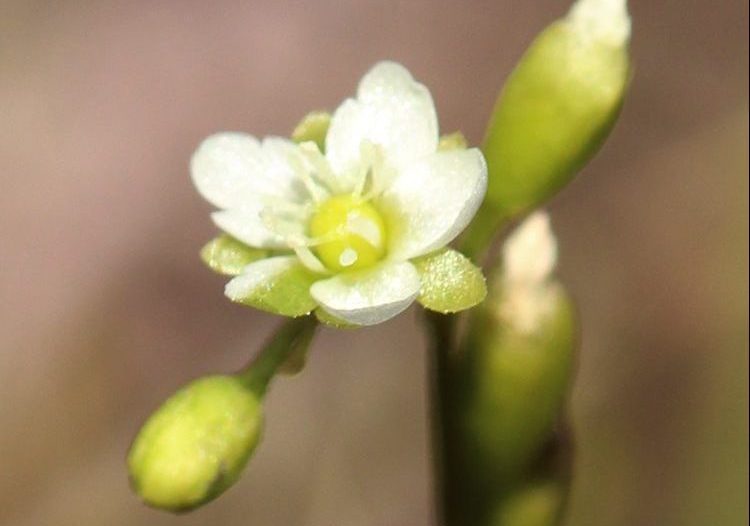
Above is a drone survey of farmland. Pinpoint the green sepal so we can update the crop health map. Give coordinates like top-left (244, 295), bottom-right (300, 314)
top-left (200, 235), bottom-right (268, 276)
top-left (314, 307), bottom-right (358, 329)
top-left (412, 248), bottom-right (487, 313)
top-left (230, 258), bottom-right (319, 317)
top-left (291, 111), bottom-right (331, 152)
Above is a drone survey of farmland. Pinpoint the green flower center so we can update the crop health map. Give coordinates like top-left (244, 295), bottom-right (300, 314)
top-left (309, 194), bottom-right (387, 272)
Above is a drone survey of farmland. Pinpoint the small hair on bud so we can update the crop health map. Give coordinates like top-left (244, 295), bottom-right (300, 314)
top-left (568, 0), bottom-right (631, 46)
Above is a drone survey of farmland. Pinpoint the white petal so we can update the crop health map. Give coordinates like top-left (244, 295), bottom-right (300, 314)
top-left (310, 261), bottom-right (420, 326)
top-left (212, 207), bottom-right (291, 249)
top-left (191, 133), bottom-right (308, 209)
top-left (326, 62), bottom-right (438, 175)
top-left (378, 148), bottom-right (487, 260)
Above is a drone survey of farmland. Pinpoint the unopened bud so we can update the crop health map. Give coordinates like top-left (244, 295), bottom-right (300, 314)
top-left (460, 213), bottom-right (576, 484)
top-left (128, 375), bottom-right (263, 512)
top-left (482, 0), bottom-right (631, 217)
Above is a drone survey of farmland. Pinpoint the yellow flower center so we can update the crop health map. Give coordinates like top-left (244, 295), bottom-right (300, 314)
top-left (309, 194), bottom-right (387, 272)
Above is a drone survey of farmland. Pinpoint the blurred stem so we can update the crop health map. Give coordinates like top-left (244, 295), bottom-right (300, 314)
top-left (426, 310), bottom-right (465, 525)
top-left (238, 316), bottom-right (318, 397)
top-left (426, 307), bottom-right (575, 526)
top-left (459, 206), bottom-right (510, 263)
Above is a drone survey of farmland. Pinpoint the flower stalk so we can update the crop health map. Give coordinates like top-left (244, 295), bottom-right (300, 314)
top-left (238, 315), bottom-right (318, 397)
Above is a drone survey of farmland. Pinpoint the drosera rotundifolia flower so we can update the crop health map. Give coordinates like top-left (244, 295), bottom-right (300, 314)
top-left (192, 61), bottom-right (488, 326)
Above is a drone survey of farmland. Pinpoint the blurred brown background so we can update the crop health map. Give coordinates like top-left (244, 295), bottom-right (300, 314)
top-left (1, 1), bottom-right (747, 525)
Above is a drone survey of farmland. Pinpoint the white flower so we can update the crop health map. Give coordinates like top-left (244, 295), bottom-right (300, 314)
top-left (191, 61), bottom-right (487, 326)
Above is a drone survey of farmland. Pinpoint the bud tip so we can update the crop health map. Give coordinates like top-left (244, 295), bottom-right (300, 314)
top-left (502, 211), bottom-right (558, 286)
top-left (497, 212), bottom-right (561, 334)
top-left (568, 0), bottom-right (631, 46)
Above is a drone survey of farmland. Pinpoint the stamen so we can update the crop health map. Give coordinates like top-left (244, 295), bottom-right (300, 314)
top-left (354, 141), bottom-right (376, 196)
top-left (358, 142), bottom-right (392, 201)
top-left (285, 148), bottom-right (327, 204)
top-left (260, 209), bottom-right (304, 241)
top-left (294, 246), bottom-right (331, 274)
top-left (261, 197), bottom-right (312, 221)
top-left (283, 230), bottom-right (341, 248)
top-left (299, 141), bottom-right (344, 194)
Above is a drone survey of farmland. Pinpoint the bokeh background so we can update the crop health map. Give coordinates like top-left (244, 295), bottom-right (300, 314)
top-left (1, 1), bottom-right (747, 525)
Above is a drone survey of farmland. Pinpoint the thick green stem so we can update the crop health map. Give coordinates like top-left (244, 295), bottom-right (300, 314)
top-left (426, 310), bottom-right (472, 526)
top-left (427, 312), bottom-right (452, 524)
top-left (238, 316), bottom-right (318, 397)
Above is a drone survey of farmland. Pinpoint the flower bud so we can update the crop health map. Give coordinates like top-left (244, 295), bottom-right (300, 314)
top-left (127, 375), bottom-right (263, 512)
top-left (486, 427), bottom-right (572, 526)
top-left (459, 213), bottom-right (576, 485)
top-left (479, 0), bottom-right (631, 225)
top-left (488, 478), bottom-right (566, 526)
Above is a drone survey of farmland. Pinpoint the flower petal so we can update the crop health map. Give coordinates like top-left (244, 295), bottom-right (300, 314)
top-left (326, 62), bottom-right (438, 175)
top-left (378, 148), bottom-right (487, 260)
top-left (225, 256), bottom-right (318, 317)
top-left (314, 308), bottom-right (358, 329)
top-left (212, 207), bottom-right (289, 249)
top-left (191, 133), bottom-right (308, 210)
top-left (310, 261), bottom-right (420, 326)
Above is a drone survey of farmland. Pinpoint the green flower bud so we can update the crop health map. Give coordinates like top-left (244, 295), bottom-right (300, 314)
top-left (464, 0), bottom-right (631, 255)
top-left (459, 213), bottom-right (576, 485)
top-left (128, 375), bottom-right (263, 512)
top-left (488, 478), bottom-right (567, 526)
top-left (486, 428), bottom-right (573, 526)
top-left (463, 285), bottom-right (575, 485)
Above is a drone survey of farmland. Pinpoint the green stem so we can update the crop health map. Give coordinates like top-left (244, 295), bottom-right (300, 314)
top-left (238, 316), bottom-right (318, 397)
top-left (459, 205), bottom-right (510, 263)
top-left (426, 310), bottom-right (463, 526)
